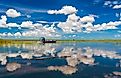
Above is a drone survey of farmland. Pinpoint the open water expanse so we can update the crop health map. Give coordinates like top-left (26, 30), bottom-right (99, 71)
top-left (0, 42), bottom-right (121, 78)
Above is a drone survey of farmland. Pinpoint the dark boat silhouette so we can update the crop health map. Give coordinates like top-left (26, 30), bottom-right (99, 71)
top-left (39, 37), bottom-right (56, 43)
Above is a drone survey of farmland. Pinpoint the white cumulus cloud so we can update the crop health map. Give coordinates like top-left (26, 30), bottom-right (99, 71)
top-left (6, 9), bottom-right (21, 18)
top-left (21, 21), bottom-right (34, 28)
top-left (21, 27), bottom-right (60, 38)
top-left (93, 21), bottom-right (121, 31)
top-left (80, 16), bottom-right (95, 23)
top-left (7, 33), bottom-right (13, 36)
top-left (113, 5), bottom-right (121, 9)
top-left (57, 13), bottom-right (121, 33)
top-left (7, 23), bottom-right (19, 27)
top-left (58, 14), bottom-right (81, 33)
top-left (14, 32), bottom-right (22, 37)
top-left (0, 15), bottom-right (7, 27)
top-left (47, 6), bottom-right (78, 15)
top-left (1, 5), bottom-right (121, 38)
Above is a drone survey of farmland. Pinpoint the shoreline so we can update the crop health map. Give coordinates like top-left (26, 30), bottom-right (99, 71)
top-left (0, 39), bottom-right (121, 44)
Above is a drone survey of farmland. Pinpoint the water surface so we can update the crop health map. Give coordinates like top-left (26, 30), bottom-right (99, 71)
top-left (0, 42), bottom-right (121, 78)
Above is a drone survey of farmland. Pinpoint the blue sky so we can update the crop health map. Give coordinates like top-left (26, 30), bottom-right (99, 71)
top-left (0, 0), bottom-right (121, 39)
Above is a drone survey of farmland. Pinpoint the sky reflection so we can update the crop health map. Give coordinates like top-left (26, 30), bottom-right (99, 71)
top-left (0, 42), bottom-right (121, 78)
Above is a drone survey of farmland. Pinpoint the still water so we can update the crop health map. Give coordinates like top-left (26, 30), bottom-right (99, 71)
top-left (0, 42), bottom-right (121, 78)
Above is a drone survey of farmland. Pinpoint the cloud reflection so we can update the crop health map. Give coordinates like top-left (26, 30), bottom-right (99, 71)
top-left (0, 43), bottom-right (121, 75)
top-left (48, 65), bottom-right (77, 75)
top-left (6, 62), bottom-right (21, 72)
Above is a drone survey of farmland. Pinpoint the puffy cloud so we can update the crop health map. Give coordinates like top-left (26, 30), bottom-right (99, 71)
top-left (58, 19), bottom-right (121, 33)
top-left (20, 22), bottom-right (60, 38)
top-left (67, 13), bottom-right (80, 22)
top-left (57, 14), bottom-right (81, 33)
top-left (21, 27), bottom-right (60, 37)
top-left (0, 33), bottom-right (7, 37)
top-left (21, 21), bottom-right (34, 28)
top-left (1, 15), bottom-right (7, 22)
top-left (58, 21), bottom-right (77, 33)
top-left (48, 5), bottom-right (121, 33)
top-left (0, 33), bottom-right (15, 37)
top-left (93, 21), bottom-right (121, 31)
top-left (1, 5), bottom-right (121, 37)
top-left (7, 23), bottom-right (19, 27)
top-left (14, 32), bottom-right (22, 37)
top-left (83, 23), bottom-right (93, 33)
top-left (80, 15), bottom-right (95, 23)
top-left (7, 33), bottom-right (13, 36)
top-left (49, 6), bottom-right (96, 33)
top-left (57, 10), bottom-right (121, 33)
top-left (0, 14), bottom-right (20, 28)
top-left (113, 5), bottom-right (121, 9)
top-left (0, 21), bottom-right (60, 38)
top-left (48, 6), bottom-right (78, 15)
top-left (57, 14), bottom-right (95, 33)
top-left (6, 9), bottom-right (21, 18)
top-left (0, 15), bottom-right (7, 27)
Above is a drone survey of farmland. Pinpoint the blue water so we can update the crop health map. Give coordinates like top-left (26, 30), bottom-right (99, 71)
top-left (0, 42), bottom-right (121, 78)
